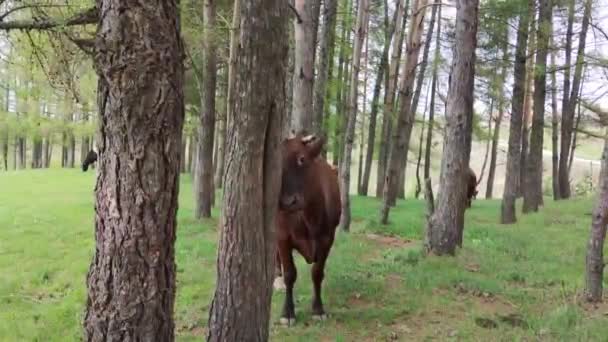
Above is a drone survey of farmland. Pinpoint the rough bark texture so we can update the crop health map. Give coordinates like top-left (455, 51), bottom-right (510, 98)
top-left (585, 135), bottom-right (608, 302)
top-left (424, 0), bottom-right (441, 182)
top-left (380, 0), bottom-right (428, 224)
top-left (339, 0), bottom-right (369, 232)
top-left (500, 2), bottom-right (530, 224)
top-left (206, 0), bottom-right (287, 339)
top-left (83, 0), bottom-right (184, 340)
top-left (312, 0), bottom-right (338, 134)
top-left (522, 0), bottom-right (551, 213)
top-left (377, 0), bottom-right (408, 197)
top-left (292, 0), bottom-right (321, 132)
top-left (550, 31), bottom-right (560, 200)
top-left (558, 0), bottom-right (576, 199)
top-left (426, 0), bottom-right (478, 255)
top-left (194, 0), bottom-right (218, 219)
top-left (360, 0), bottom-right (398, 196)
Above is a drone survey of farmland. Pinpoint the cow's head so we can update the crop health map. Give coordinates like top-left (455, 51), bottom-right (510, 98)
top-left (279, 131), bottom-right (325, 211)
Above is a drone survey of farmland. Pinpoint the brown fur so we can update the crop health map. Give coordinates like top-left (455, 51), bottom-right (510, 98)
top-left (275, 133), bottom-right (341, 324)
top-left (466, 167), bottom-right (478, 208)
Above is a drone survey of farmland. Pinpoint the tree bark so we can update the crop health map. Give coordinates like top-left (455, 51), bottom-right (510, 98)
top-left (194, 0), bottom-right (218, 219)
top-left (550, 30), bottom-right (560, 200)
top-left (585, 134), bottom-right (608, 302)
top-left (357, 25), bottom-right (370, 195)
top-left (206, 0), bottom-right (287, 339)
top-left (313, 0), bottom-right (338, 134)
top-left (424, 0), bottom-right (441, 182)
top-left (519, 9), bottom-right (535, 198)
top-left (415, 84), bottom-right (431, 198)
top-left (426, 0), bottom-right (479, 255)
top-left (377, 0), bottom-right (408, 197)
top-left (568, 71), bottom-right (585, 175)
top-left (339, 0), bottom-right (369, 232)
top-left (500, 2), bottom-right (531, 224)
top-left (83, 0), bottom-right (184, 340)
top-left (558, 0), bottom-right (576, 198)
top-left (360, 0), bottom-right (398, 196)
top-left (477, 101), bottom-right (494, 187)
top-left (380, 0), bottom-right (428, 224)
top-left (292, 0), bottom-right (321, 132)
top-left (522, 0), bottom-right (551, 213)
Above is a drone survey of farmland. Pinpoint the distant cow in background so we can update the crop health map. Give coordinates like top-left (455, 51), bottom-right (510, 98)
top-left (274, 132), bottom-right (341, 326)
top-left (82, 150), bottom-right (98, 172)
top-left (466, 167), bottom-right (478, 208)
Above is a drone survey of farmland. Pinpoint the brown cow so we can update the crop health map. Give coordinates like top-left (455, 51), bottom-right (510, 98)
top-left (274, 132), bottom-right (341, 326)
top-left (466, 167), bottom-right (478, 208)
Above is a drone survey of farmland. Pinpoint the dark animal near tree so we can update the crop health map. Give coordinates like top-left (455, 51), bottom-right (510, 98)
top-left (274, 132), bottom-right (341, 326)
top-left (466, 167), bottom-right (478, 208)
top-left (82, 150), bottom-right (97, 172)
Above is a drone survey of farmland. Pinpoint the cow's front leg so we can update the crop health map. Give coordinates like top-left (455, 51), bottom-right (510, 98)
top-left (278, 245), bottom-right (297, 326)
top-left (311, 236), bottom-right (333, 320)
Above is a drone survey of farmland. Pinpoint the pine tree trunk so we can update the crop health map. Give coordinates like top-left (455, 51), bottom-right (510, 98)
top-left (477, 101), bottom-right (494, 187)
top-left (81, 136), bottom-right (90, 166)
top-left (194, 0), bottom-right (218, 219)
top-left (292, 0), bottom-right (321, 132)
top-left (415, 84), bottom-right (431, 199)
top-left (1, 132), bottom-right (7, 171)
top-left (83, 0), bottom-right (184, 340)
top-left (426, 0), bottom-right (479, 255)
top-left (550, 30), bottom-right (560, 200)
top-left (18, 137), bottom-right (26, 169)
top-left (69, 133), bottom-right (76, 168)
top-left (558, 0), bottom-right (576, 199)
top-left (568, 73), bottom-right (585, 175)
top-left (357, 27), bottom-right (370, 195)
top-left (339, 0), bottom-right (369, 232)
top-left (313, 0), bottom-right (338, 134)
top-left (332, 0), bottom-right (352, 165)
top-left (585, 134), bottom-right (608, 302)
top-left (206, 0), bottom-right (287, 339)
top-left (500, 1), bottom-right (531, 224)
top-left (377, 0), bottom-right (408, 197)
top-left (523, 0), bottom-right (551, 213)
top-left (188, 134), bottom-right (195, 173)
top-left (380, 0), bottom-right (428, 224)
top-left (519, 10), bottom-right (535, 198)
top-left (424, 0), bottom-right (441, 182)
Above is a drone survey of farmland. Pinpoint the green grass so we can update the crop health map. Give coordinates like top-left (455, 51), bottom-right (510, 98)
top-left (1, 169), bottom-right (607, 341)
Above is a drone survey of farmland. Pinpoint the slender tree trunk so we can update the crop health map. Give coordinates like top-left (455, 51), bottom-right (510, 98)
top-left (83, 0), bottom-right (184, 339)
top-left (519, 10), bottom-right (535, 198)
top-left (585, 134), bottom-right (608, 302)
top-left (426, 0), bottom-right (479, 255)
top-left (292, 0), bottom-right (321, 132)
top-left (313, 0), bottom-right (338, 134)
top-left (206, 0), bottom-right (287, 339)
top-left (338, 56), bottom-right (352, 166)
top-left (18, 137), bottom-right (26, 169)
top-left (380, 0), bottom-right (428, 224)
top-left (360, 0), bottom-right (398, 196)
top-left (180, 138), bottom-right (187, 172)
top-left (1, 132), bottom-right (7, 171)
top-left (377, 0), bottom-right (408, 197)
top-left (332, 0), bottom-right (352, 165)
top-left (194, 0), bottom-right (218, 219)
top-left (357, 27), bottom-right (370, 195)
top-left (550, 31), bottom-right (560, 200)
top-left (523, 0), bottom-right (551, 213)
top-left (339, 0), bottom-right (369, 232)
top-left (69, 133), bottom-right (76, 168)
top-left (188, 134), bottom-right (195, 173)
top-left (501, 1), bottom-right (531, 224)
top-left (415, 84), bottom-right (431, 198)
top-left (410, 0), bottom-right (438, 118)
top-left (477, 101), bottom-right (494, 187)
top-left (568, 71), bottom-right (585, 174)
top-left (424, 0), bottom-right (441, 182)
top-left (558, 0), bottom-right (576, 199)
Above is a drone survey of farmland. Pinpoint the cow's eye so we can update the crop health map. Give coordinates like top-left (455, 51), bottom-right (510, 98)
top-left (297, 155), bottom-right (305, 167)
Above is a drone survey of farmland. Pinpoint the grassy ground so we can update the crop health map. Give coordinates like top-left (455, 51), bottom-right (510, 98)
top-left (1, 169), bottom-right (607, 341)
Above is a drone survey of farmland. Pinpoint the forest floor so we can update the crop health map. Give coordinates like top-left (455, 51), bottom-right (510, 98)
top-left (1, 170), bottom-right (607, 341)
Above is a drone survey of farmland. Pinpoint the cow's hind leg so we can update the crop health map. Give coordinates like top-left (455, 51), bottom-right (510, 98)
top-left (311, 236), bottom-right (333, 320)
top-left (273, 249), bottom-right (286, 291)
top-left (279, 245), bottom-right (297, 326)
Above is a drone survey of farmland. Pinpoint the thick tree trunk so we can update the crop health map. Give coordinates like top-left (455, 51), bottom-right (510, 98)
top-left (424, 0), bottom-right (441, 182)
top-left (292, 0), bottom-right (321, 132)
top-left (206, 0), bottom-right (287, 339)
top-left (83, 0), bottom-right (184, 340)
top-left (360, 0), bottom-right (398, 196)
top-left (522, 0), bottom-right (551, 213)
top-left (585, 135), bottom-right (608, 302)
top-left (550, 31), bottom-right (560, 200)
top-left (500, 2), bottom-right (530, 224)
top-left (313, 0), bottom-right (338, 134)
top-left (426, 0), bottom-right (478, 255)
top-left (558, 0), bottom-right (576, 199)
top-left (81, 136), bottom-right (90, 165)
top-left (380, 0), bottom-right (428, 224)
top-left (377, 0), bottom-right (408, 198)
top-left (194, 0), bottom-right (218, 219)
top-left (339, 0), bottom-right (369, 232)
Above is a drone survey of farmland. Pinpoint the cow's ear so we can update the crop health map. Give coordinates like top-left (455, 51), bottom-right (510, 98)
top-left (305, 135), bottom-right (325, 159)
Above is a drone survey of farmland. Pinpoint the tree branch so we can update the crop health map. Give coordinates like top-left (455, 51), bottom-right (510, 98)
top-left (287, 3), bottom-right (303, 23)
top-left (0, 6), bottom-right (98, 31)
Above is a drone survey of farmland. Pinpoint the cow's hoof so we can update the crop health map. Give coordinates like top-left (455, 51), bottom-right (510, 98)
top-left (273, 276), bottom-right (286, 291)
top-left (312, 314), bottom-right (327, 321)
top-left (279, 317), bottom-right (296, 326)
